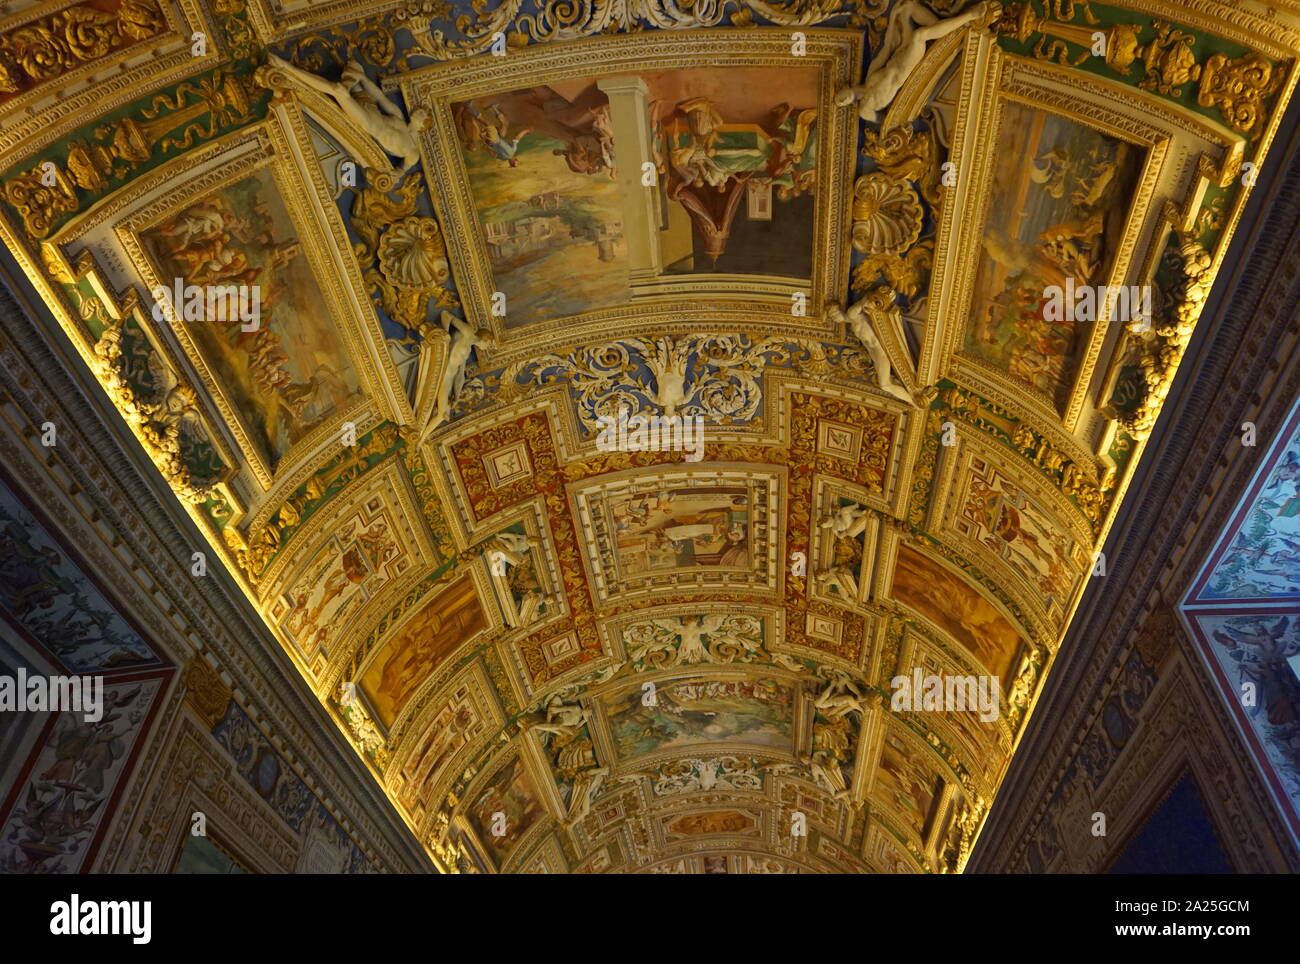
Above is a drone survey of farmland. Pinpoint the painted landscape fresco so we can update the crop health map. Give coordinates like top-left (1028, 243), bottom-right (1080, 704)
top-left (876, 732), bottom-right (944, 843)
top-left (962, 102), bottom-right (1143, 410)
top-left (605, 677), bottom-right (795, 759)
top-left (452, 66), bottom-right (818, 327)
top-left (467, 754), bottom-right (547, 864)
top-left (454, 81), bottom-right (628, 325)
top-left (141, 169), bottom-right (361, 468)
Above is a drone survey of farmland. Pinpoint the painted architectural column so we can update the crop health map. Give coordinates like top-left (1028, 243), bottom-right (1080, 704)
top-left (597, 75), bottom-right (663, 283)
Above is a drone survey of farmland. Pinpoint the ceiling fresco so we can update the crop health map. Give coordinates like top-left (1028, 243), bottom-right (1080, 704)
top-left (2, 0), bottom-right (1298, 873)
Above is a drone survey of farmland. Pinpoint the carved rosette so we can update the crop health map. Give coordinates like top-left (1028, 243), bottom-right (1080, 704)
top-left (184, 657), bottom-right (234, 730)
top-left (1198, 52), bottom-right (1281, 135)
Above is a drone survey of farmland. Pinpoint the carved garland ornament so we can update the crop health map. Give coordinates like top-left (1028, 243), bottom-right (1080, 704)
top-left (995, 3), bottom-right (1283, 135)
top-left (405, 0), bottom-right (882, 61)
top-left (0, 0), bottom-right (166, 95)
top-left (2, 70), bottom-right (261, 239)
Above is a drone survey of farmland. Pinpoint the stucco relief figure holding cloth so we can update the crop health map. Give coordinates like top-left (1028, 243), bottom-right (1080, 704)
top-left (835, 1), bottom-right (1002, 126)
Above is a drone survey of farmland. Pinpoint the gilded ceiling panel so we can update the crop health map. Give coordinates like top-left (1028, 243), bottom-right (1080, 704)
top-left (2, 0), bottom-right (1297, 873)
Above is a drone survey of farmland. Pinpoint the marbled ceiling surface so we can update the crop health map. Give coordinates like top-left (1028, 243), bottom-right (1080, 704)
top-left (2, 0), bottom-right (1297, 872)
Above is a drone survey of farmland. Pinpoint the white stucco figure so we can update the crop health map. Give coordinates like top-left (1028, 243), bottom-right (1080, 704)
top-left (492, 531), bottom-right (533, 568)
top-left (566, 766), bottom-right (608, 827)
top-left (642, 336), bottom-right (692, 415)
top-left (819, 502), bottom-right (871, 539)
top-left (431, 312), bottom-right (496, 428)
top-left (818, 565), bottom-right (860, 602)
top-left (801, 751), bottom-right (853, 803)
top-left (834, 2), bottom-right (1000, 125)
top-left (773, 652), bottom-right (807, 674)
top-left (826, 300), bottom-right (914, 405)
top-left (529, 694), bottom-right (585, 740)
top-left (814, 673), bottom-right (870, 721)
top-left (658, 615), bottom-right (717, 664)
top-left (264, 54), bottom-right (428, 170)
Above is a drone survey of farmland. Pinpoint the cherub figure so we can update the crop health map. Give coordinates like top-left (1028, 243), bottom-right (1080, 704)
top-left (825, 298), bottom-right (914, 404)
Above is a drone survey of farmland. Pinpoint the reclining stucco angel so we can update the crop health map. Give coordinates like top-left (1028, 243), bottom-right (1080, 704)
top-left (836, 1), bottom-right (1002, 126)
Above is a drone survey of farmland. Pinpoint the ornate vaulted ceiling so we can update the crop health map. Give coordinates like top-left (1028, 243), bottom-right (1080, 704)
top-left (3, 0), bottom-right (1297, 874)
